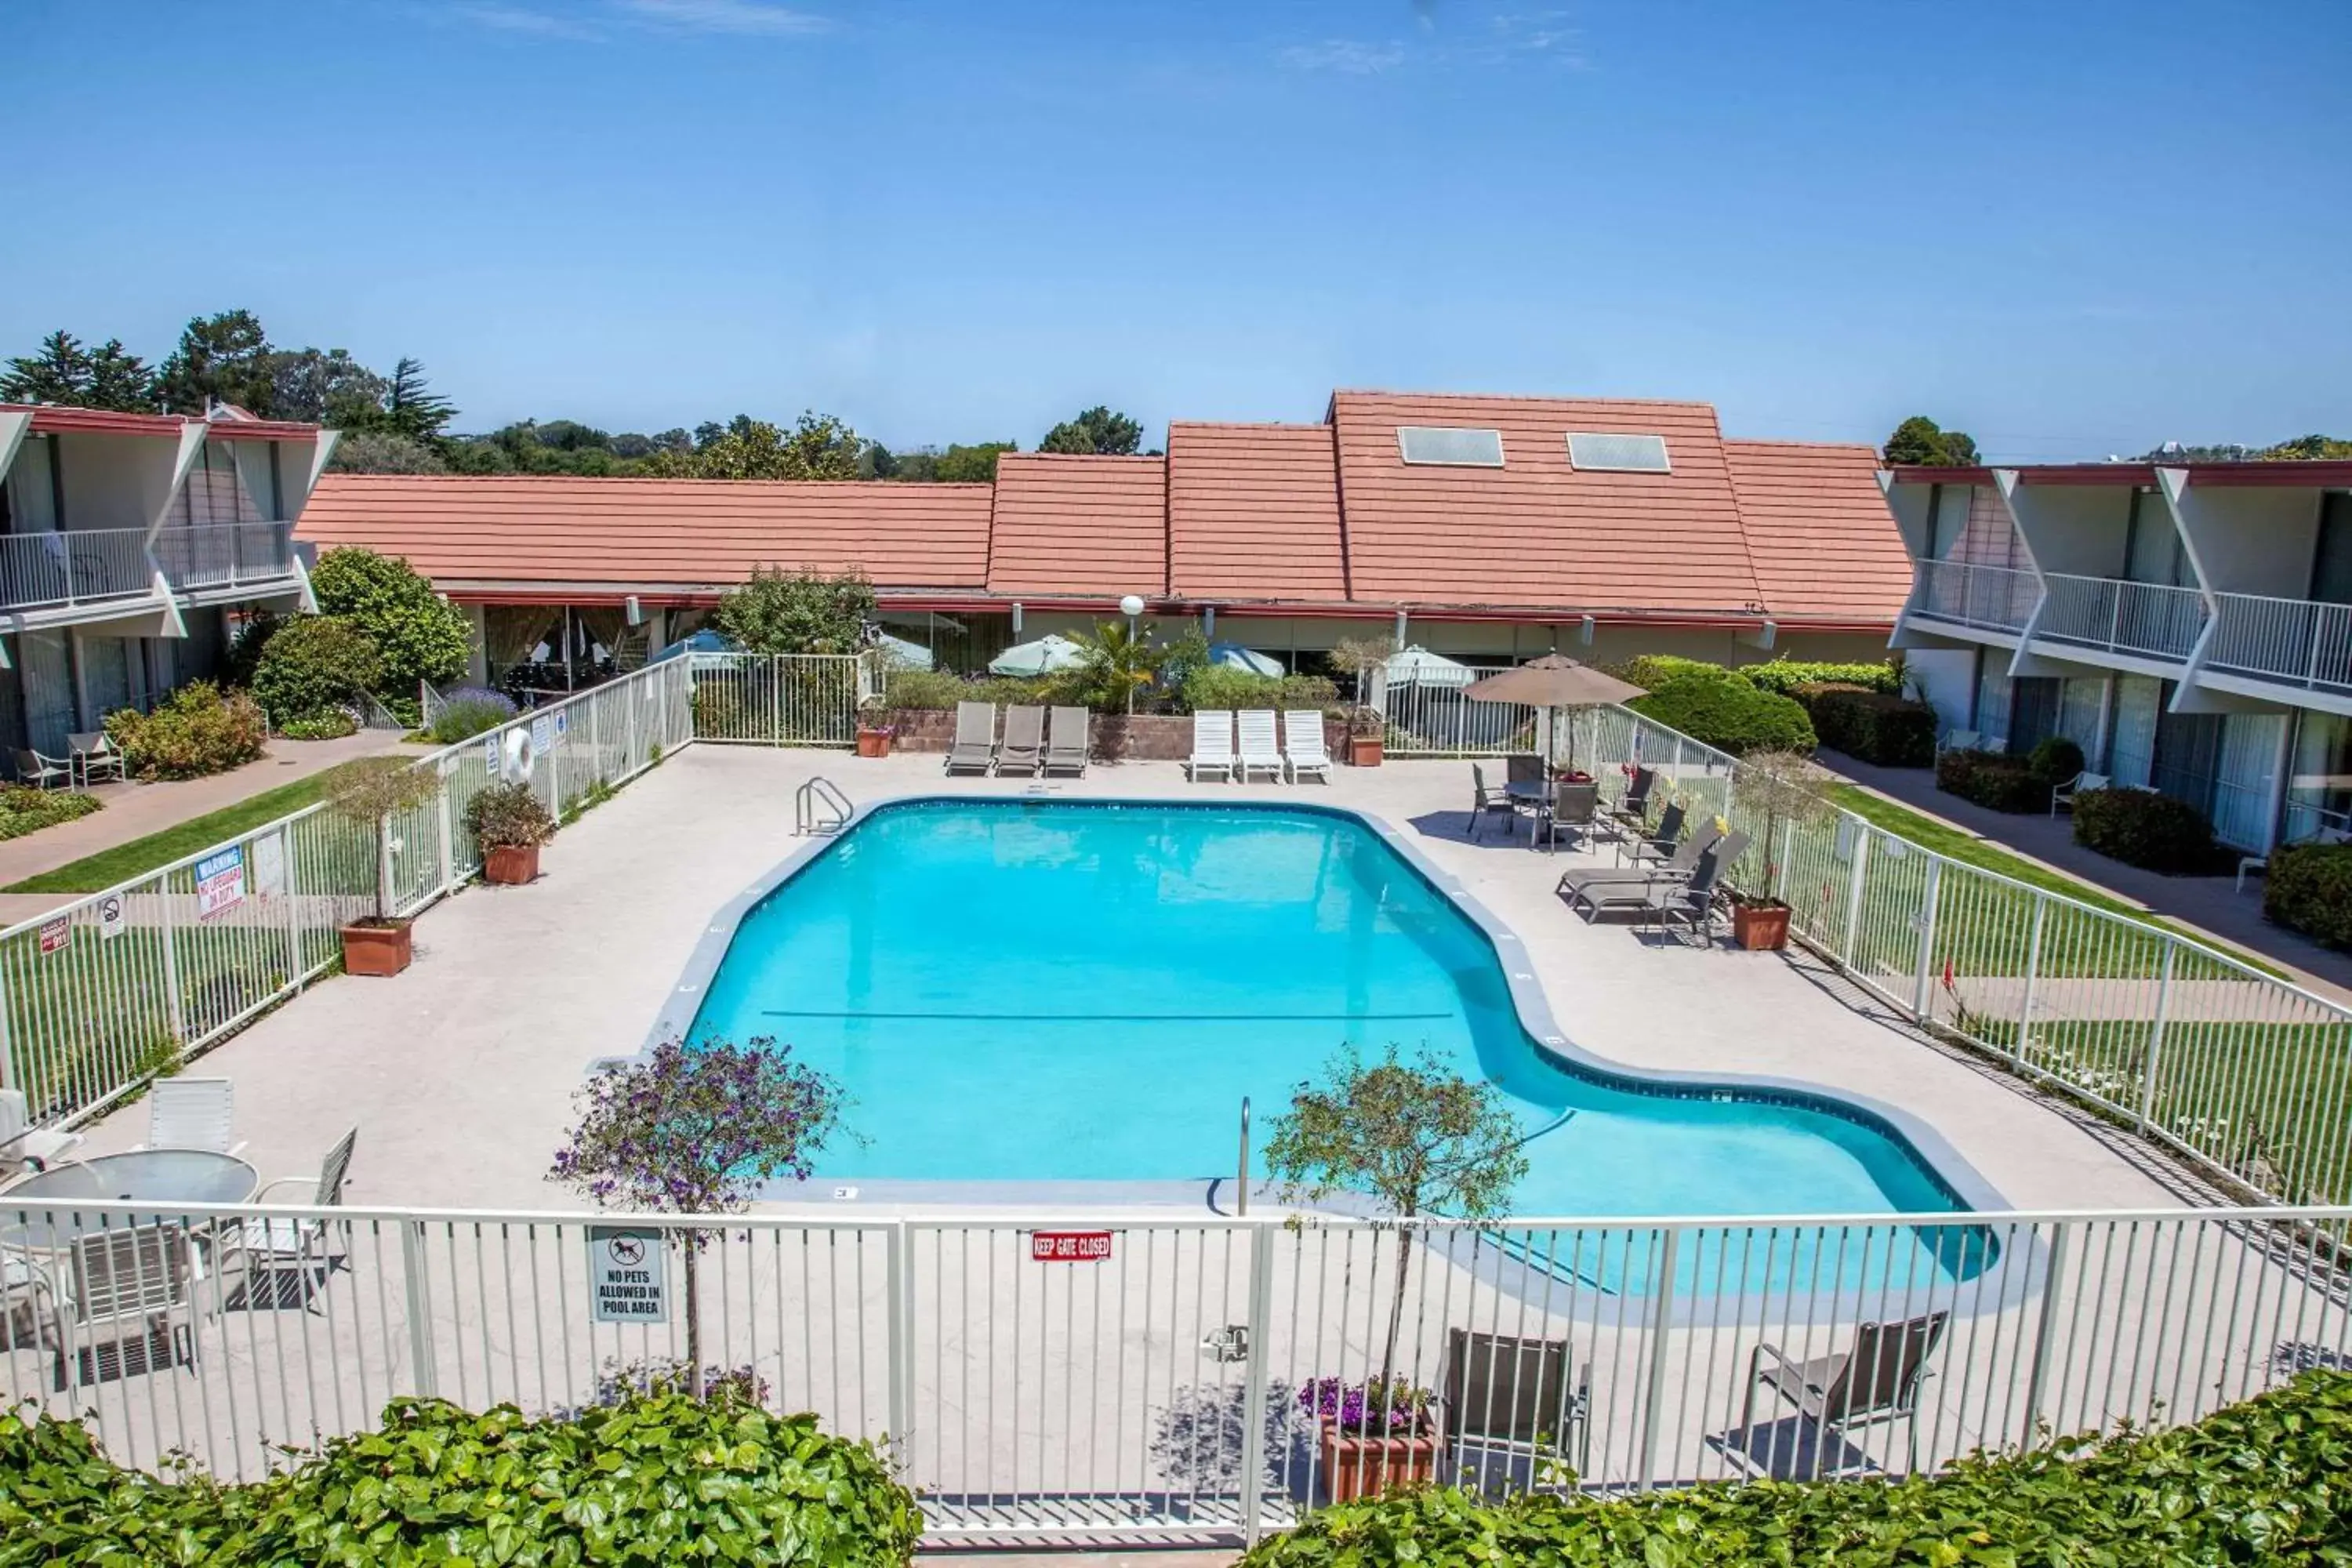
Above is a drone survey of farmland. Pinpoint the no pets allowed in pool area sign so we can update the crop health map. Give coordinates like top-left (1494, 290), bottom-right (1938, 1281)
top-left (588, 1226), bottom-right (668, 1322)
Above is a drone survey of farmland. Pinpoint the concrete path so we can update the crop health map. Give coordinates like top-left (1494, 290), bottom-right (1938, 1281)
top-left (1820, 751), bottom-right (2352, 1005)
top-left (0, 729), bottom-right (424, 921)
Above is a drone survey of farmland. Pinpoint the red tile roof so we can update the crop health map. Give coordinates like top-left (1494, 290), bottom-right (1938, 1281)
top-left (1327, 390), bottom-right (1767, 616)
top-left (985, 453), bottom-right (1167, 597)
top-left (299, 474), bottom-right (993, 590)
top-left (1724, 439), bottom-right (1914, 623)
top-left (1166, 423), bottom-right (1346, 601)
top-left (2, 403), bottom-right (322, 441)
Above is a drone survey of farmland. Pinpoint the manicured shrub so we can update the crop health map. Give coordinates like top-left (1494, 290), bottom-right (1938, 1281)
top-left (1936, 747), bottom-right (2053, 813)
top-left (1611, 653), bottom-right (1722, 693)
top-left (2073, 786), bottom-right (2223, 874)
top-left (1625, 672), bottom-right (1816, 756)
top-left (463, 779), bottom-right (558, 851)
top-left (249, 614), bottom-right (381, 724)
top-left (1798, 683), bottom-right (1938, 767)
top-left (0, 1388), bottom-right (924, 1566)
top-left (881, 666), bottom-right (973, 710)
top-left (425, 685), bottom-right (518, 743)
top-left (103, 682), bottom-right (267, 779)
top-left (1738, 658), bottom-right (1904, 696)
top-left (2267, 841), bottom-right (2352, 949)
top-left (1238, 1372), bottom-right (2352, 1568)
top-left (276, 710), bottom-right (358, 741)
top-left (2027, 735), bottom-right (2086, 783)
top-left (221, 610), bottom-right (282, 688)
top-left (1181, 666), bottom-right (1340, 713)
top-left (307, 545), bottom-right (474, 693)
top-left (0, 784), bottom-right (101, 840)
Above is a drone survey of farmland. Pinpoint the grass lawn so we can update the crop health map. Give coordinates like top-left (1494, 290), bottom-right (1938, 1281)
top-left (2, 764), bottom-right (359, 895)
top-left (1825, 783), bottom-right (2286, 979)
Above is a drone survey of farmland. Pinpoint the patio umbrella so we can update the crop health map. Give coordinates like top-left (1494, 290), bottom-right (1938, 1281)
top-left (1463, 654), bottom-right (1647, 769)
top-left (873, 632), bottom-right (935, 671)
top-left (1207, 642), bottom-right (1283, 676)
top-left (1381, 644), bottom-right (1473, 686)
top-left (988, 633), bottom-right (1087, 677)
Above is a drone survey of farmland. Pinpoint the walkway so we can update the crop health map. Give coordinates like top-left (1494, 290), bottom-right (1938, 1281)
top-left (1820, 750), bottom-right (2352, 1005)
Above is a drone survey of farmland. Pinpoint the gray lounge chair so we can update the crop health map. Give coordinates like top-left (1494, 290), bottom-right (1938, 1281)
top-left (944, 702), bottom-right (996, 775)
top-left (1635, 830), bottom-right (1747, 942)
top-left (1541, 781), bottom-right (1599, 852)
top-left (1605, 767), bottom-right (1658, 836)
top-left (1045, 706), bottom-right (1089, 775)
top-left (1556, 818), bottom-right (1722, 905)
top-left (1440, 1327), bottom-right (1591, 1496)
top-left (997, 705), bottom-right (1046, 776)
top-left (1740, 1311), bottom-right (1949, 1475)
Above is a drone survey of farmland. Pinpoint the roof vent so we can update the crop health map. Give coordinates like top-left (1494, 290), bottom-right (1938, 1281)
top-left (1566, 432), bottom-right (1671, 473)
top-left (1398, 426), bottom-right (1504, 467)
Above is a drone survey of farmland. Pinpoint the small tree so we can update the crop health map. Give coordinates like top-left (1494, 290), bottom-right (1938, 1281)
top-left (307, 546), bottom-right (474, 695)
top-left (550, 1038), bottom-right (850, 1393)
top-left (716, 566), bottom-right (878, 654)
top-left (324, 757), bottom-right (443, 924)
top-left (1069, 619), bottom-right (1156, 713)
top-left (1263, 1047), bottom-right (1528, 1388)
top-left (1882, 415), bottom-right (1980, 466)
top-left (1730, 748), bottom-right (1837, 906)
top-left (250, 613), bottom-right (382, 724)
top-left (1039, 405), bottom-right (1143, 456)
top-left (1327, 637), bottom-right (1396, 704)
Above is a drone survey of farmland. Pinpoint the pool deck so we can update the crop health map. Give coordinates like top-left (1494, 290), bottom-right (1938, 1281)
top-left (66, 744), bottom-right (2197, 1215)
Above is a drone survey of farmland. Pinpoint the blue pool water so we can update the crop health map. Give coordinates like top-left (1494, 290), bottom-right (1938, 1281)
top-left (687, 800), bottom-right (1974, 1258)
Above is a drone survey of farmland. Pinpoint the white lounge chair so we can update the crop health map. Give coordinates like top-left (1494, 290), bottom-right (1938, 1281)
top-left (1283, 710), bottom-right (1332, 783)
top-left (1937, 728), bottom-right (1981, 756)
top-left (2049, 771), bottom-right (2107, 817)
top-left (1189, 710), bottom-right (1235, 782)
top-left (139, 1077), bottom-right (245, 1157)
top-left (1236, 710), bottom-right (1285, 782)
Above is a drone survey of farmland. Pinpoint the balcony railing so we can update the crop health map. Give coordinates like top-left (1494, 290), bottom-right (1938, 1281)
top-left (154, 521), bottom-right (298, 592)
top-left (1907, 557), bottom-right (2039, 633)
top-left (2034, 572), bottom-right (2208, 662)
top-left (2205, 590), bottom-right (2352, 695)
top-left (0, 527), bottom-right (154, 611)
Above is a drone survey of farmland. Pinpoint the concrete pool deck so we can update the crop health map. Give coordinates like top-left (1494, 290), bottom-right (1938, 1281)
top-left (66, 745), bottom-right (2196, 1216)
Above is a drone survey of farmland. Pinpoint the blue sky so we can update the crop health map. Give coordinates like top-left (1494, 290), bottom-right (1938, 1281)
top-left (5, 0), bottom-right (2347, 459)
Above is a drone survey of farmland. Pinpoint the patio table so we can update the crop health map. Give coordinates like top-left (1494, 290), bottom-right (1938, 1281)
top-left (1504, 781), bottom-right (1550, 844)
top-left (2, 1150), bottom-right (258, 1249)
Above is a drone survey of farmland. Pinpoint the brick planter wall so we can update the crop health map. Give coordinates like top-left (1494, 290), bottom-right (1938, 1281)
top-left (869, 709), bottom-right (1351, 764)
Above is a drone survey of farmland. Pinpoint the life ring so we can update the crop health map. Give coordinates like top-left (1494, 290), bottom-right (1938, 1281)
top-left (502, 727), bottom-right (536, 782)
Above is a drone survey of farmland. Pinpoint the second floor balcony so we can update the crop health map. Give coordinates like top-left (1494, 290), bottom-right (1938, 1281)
top-left (0, 521), bottom-right (299, 615)
top-left (1908, 557), bottom-right (2038, 634)
top-left (154, 521), bottom-right (299, 595)
top-left (2033, 572), bottom-right (2208, 662)
top-left (2206, 591), bottom-right (2352, 696)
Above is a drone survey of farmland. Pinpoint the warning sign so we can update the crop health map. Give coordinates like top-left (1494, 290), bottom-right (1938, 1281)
top-left (195, 845), bottom-right (246, 920)
top-left (588, 1226), bottom-right (667, 1323)
top-left (38, 916), bottom-right (69, 955)
top-left (1029, 1230), bottom-right (1113, 1263)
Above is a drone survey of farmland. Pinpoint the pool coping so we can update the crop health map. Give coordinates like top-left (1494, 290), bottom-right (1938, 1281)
top-left (629, 791), bottom-right (2012, 1221)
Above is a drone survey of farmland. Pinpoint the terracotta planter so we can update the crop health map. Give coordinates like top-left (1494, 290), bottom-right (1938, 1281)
top-left (1732, 899), bottom-right (1792, 951)
top-left (855, 728), bottom-right (895, 759)
top-left (339, 919), bottom-right (412, 978)
top-left (1348, 735), bottom-right (1385, 768)
top-left (483, 842), bottom-right (541, 885)
top-left (1319, 1419), bottom-right (1436, 1503)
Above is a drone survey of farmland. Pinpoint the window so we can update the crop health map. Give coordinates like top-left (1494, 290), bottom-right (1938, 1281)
top-left (1565, 431), bottom-right (1671, 473)
top-left (2312, 492), bottom-right (2352, 605)
top-left (1396, 426), bottom-right (1504, 467)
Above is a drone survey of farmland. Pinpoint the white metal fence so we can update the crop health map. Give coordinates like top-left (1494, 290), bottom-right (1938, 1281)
top-left (1, 1199), bottom-right (2343, 1543)
top-left (685, 652), bottom-right (869, 747)
top-left (1377, 667), bottom-right (1535, 757)
top-left (1910, 558), bottom-right (2039, 634)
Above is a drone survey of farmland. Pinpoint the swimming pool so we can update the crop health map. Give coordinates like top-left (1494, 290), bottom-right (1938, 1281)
top-left (673, 799), bottom-right (1995, 1247)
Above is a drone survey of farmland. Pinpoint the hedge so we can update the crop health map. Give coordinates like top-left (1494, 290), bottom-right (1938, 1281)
top-left (103, 681), bottom-right (268, 780)
top-left (1935, 747), bottom-right (2056, 814)
top-left (1737, 658), bottom-right (1904, 697)
top-left (250, 613), bottom-right (382, 724)
top-left (2267, 841), bottom-right (2352, 949)
top-left (1179, 666), bottom-right (1339, 713)
top-left (1625, 671), bottom-right (1816, 757)
top-left (1796, 684), bottom-right (1937, 767)
top-left (0, 1388), bottom-right (924, 1567)
top-left (1240, 1371), bottom-right (2352, 1568)
top-left (2072, 786), bottom-right (2223, 874)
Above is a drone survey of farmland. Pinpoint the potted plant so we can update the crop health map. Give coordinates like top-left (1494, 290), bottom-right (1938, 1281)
top-left (1300, 1376), bottom-right (1436, 1503)
top-left (1328, 637), bottom-right (1396, 766)
top-left (466, 779), bottom-right (557, 885)
top-left (1726, 747), bottom-right (1835, 951)
top-left (1345, 706), bottom-right (1386, 768)
top-left (325, 756), bottom-right (442, 977)
top-left (855, 696), bottom-right (895, 758)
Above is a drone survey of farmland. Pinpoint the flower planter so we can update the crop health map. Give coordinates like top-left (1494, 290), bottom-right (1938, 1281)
top-left (1348, 735), bottom-right (1385, 768)
top-left (1319, 1418), bottom-right (1436, 1503)
top-left (483, 843), bottom-right (540, 885)
top-left (1731, 898), bottom-right (1792, 951)
top-left (855, 728), bottom-right (895, 759)
top-left (339, 919), bottom-right (412, 978)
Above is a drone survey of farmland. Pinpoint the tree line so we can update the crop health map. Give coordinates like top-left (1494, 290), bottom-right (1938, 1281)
top-left (1884, 413), bottom-right (2350, 466)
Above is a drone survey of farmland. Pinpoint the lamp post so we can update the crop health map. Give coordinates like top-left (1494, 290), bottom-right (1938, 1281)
top-left (1119, 593), bottom-right (1145, 715)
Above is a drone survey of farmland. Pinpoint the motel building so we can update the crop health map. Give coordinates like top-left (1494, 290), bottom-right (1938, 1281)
top-left (0, 404), bottom-right (333, 762)
top-left (1884, 460), bottom-right (2352, 855)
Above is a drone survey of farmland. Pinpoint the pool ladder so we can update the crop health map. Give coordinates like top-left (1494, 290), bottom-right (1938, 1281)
top-left (796, 776), bottom-right (853, 837)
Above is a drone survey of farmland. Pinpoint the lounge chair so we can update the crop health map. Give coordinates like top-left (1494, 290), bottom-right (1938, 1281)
top-left (1634, 830), bottom-right (1747, 943)
top-left (1541, 781), bottom-right (1599, 852)
top-left (1283, 710), bottom-right (1332, 783)
top-left (1440, 1327), bottom-right (1591, 1495)
top-left (138, 1078), bottom-right (244, 1156)
top-left (11, 748), bottom-right (72, 791)
top-left (2049, 770), bottom-right (2107, 817)
top-left (1469, 763), bottom-right (1519, 840)
top-left (944, 702), bottom-right (996, 775)
top-left (1615, 801), bottom-right (1687, 868)
top-left (1189, 711), bottom-right (1235, 782)
top-left (1044, 706), bottom-right (1089, 776)
top-left (0, 1088), bottom-right (82, 1176)
top-left (1236, 710), bottom-right (1285, 782)
top-left (997, 705), bottom-right (1046, 776)
top-left (230, 1127), bottom-right (358, 1315)
top-left (1740, 1311), bottom-right (1949, 1476)
top-left (1556, 820), bottom-right (1723, 915)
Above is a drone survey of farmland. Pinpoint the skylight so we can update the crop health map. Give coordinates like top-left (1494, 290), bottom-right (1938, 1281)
top-left (1566, 432), bottom-right (1672, 473)
top-left (1397, 426), bottom-right (1505, 467)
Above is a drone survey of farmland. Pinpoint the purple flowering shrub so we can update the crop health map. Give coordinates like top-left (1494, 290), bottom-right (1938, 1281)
top-left (1298, 1375), bottom-right (1433, 1435)
top-left (546, 1356), bottom-right (773, 1417)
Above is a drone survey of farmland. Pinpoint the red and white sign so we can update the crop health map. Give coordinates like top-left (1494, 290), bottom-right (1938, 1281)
top-left (38, 916), bottom-right (70, 955)
top-left (1029, 1230), bottom-right (1113, 1263)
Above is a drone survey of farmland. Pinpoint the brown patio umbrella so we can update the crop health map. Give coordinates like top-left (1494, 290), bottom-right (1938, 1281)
top-left (1463, 654), bottom-right (1647, 771)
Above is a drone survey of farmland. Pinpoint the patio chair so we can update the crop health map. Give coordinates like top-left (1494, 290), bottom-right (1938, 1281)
top-left (997, 705), bottom-right (1047, 776)
top-left (2049, 771), bottom-right (2107, 818)
top-left (0, 1088), bottom-right (82, 1177)
top-left (1188, 710), bottom-right (1235, 782)
top-left (1504, 753), bottom-right (1545, 787)
top-left (1541, 781), bottom-right (1599, 852)
top-left (1938, 728), bottom-right (1980, 756)
top-left (1283, 710), bottom-right (1333, 783)
top-left (1605, 767), bottom-right (1657, 835)
top-left (1634, 830), bottom-right (1747, 944)
top-left (25, 1225), bottom-right (198, 1389)
top-left (228, 1127), bottom-right (358, 1315)
top-left (66, 731), bottom-right (123, 786)
top-left (1236, 710), bottom-right (1285, 782)
top-left (1044, 706), bottom-right (1090, 776)
top-left (1557, 819), bottom-right (1722, 908)
top-left (1440, 1327), bottom-right (1591, 1494)
top-left (944, 702), bottom-right (997, 775)
top-left (11, 748), bottom-right (72, 791)
top-left (1614, 801), bottom-right (1688, 868)
top-left (1740, 1311), bottom-right (1949, 1476)
top-left (1468, 764), bottom-right (1519, 840)
top-left (138, 1078), bottom-right (245, 1156)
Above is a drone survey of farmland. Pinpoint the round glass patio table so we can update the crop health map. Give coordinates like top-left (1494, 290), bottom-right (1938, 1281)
top-left (2, 1150), bottom-right (258, 1248)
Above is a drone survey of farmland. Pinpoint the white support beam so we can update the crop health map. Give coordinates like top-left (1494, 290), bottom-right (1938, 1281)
top-left (0, 409), bottom-right (30, 482)
top-left (144, 422), bottom-right (209, 546)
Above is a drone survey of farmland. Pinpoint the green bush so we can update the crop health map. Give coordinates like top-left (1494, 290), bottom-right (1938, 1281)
top-left (278, 710), bottom-right (358, 741)
top-left (1738, 658), bottom-right (1904, 696)
top-left (221, 610), bottom-right (283, 688)
top-left (881, 666), bottom-right (975, 710)
top-left (250, 614), bottom-right (381, 724)
top-left (103, 682), bottom-right (267, 780)
top-left (307, 545), bottom-right (474, 693)
top-left (1180, 666), bottom-right (1340, 713)
top-left (463, 779), bottom-right (558, 851)
top-left (1625, 672), bottom-right (1815, 756)
top-left (1611, 653), bottom-right (1725, 693)
top-left (425, 686), bottom-right (519, 744)
top-left (1936, 747), bottom-right (2054, 813)
top-left (1797, 684), bottom-right (1938, 767)
top-left (2027, 735), bottom-right (2086, 783)
top-left (0, 784), bottom-right (101, 840)
top-left (0, 1388), bottom-right (924, 1567)
top-left (1240, 1372), bottom-right (2352, 1568)
top-left (2267, 841), bottom-right (2352, 949)
top-left (2073, 786), bottom-right (2223, 874)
